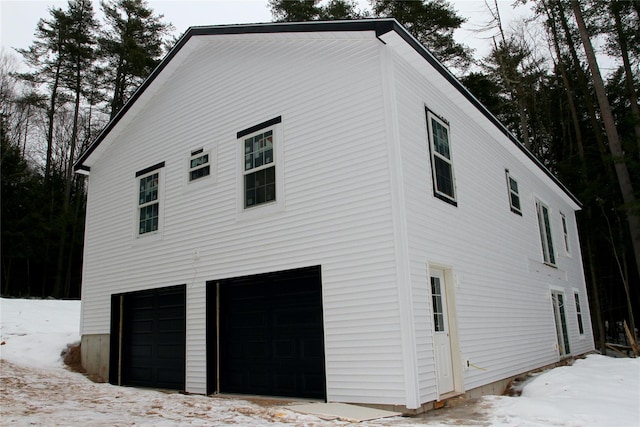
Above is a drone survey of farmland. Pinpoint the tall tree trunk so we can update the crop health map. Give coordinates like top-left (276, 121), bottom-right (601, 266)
top-left (611, 0), bottom-right (640, 157)
top-left (53, 63), bottom-right (82, 298)
top-left (556, 0), bottom-right (615, 183)
top-left (44, 58), bottom-right (62, 184)
top-left (572, 0), bottom-right (640, 330)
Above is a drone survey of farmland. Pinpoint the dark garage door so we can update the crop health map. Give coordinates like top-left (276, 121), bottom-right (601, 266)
top-left (208, 266), bottom-right (325, 399)
top-left (112, 285), bottom-right (185, 390)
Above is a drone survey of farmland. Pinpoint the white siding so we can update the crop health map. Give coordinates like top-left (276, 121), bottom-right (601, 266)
top-left (81, 34), bottom-right (407, 405)
top-left (388, 47), bottom-right (594, 403)
top-left (81, 26), bottom-right (594, 408)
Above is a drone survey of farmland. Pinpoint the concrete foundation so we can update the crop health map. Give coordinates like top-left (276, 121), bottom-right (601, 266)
top-left (81, 334), bottom-right (110, 382)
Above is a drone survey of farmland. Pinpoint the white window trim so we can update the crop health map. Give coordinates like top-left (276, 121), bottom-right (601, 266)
top-left (236, 118), bottom-right (285, 221)
top-left (560, 212), bottom-right (571, 256)
top-left (426, 109), bottom-right (457, 205)
top-left (535, 198), bottom-right (556, 266)
top-left (184, 143), bottom-right (217, 191)
top-left (505, 169), bottom-right (522, 215)
top-left (133, 163), bottom-right (165, 241)
top-left (188, 148), bottom-right (211, 182)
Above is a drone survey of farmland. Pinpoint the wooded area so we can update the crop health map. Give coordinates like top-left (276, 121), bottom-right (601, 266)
top-left (1, 0), bottom-right (638, 351)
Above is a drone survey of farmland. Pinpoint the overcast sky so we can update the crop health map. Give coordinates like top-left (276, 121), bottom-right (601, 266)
top-left (1, 0), bottom-right (534, 68)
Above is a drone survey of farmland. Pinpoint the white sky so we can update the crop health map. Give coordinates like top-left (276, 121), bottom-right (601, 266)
top-left (0, 0), bottom-right (534, 67)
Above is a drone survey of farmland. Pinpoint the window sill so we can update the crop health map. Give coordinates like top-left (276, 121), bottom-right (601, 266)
top-left (132, 231), bottom-right (164, 246)
top-left (236, 200), bottom-right (284, 222)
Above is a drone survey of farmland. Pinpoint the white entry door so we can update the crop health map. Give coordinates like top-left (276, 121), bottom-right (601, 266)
top-left (430, 269), bottom-right (454, 394)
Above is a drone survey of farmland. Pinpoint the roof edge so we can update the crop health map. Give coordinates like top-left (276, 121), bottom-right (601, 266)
top-left (73, 18), bottom-right (580, 207)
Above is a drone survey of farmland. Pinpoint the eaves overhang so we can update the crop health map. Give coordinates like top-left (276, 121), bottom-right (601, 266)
top-left (73, 18), bottom-right (580, 208)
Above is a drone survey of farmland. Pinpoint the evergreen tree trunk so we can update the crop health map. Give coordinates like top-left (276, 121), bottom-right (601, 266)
top-left (572, 0), bottom-right (640, 336)
top-left (556, 0), bottom-right (615, 183)
top-left (44, 58), bottom-right (62, 184)
top-left (611, 0), bottom-right (640, 157)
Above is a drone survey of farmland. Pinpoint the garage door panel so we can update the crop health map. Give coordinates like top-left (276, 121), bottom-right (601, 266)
top-left (118, 285), bottom-right (185, 391)
top-left (213, 266), bottom-right (325, 399)
top-left (273, 339), bottom-right (296, 358)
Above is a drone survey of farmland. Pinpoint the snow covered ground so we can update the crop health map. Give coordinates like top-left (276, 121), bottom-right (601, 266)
top-left (1, 297), bottom-right (638, 426)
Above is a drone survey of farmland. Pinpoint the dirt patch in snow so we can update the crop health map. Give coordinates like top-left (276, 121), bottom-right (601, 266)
top-left (61, 342), bottom-right (106, 383)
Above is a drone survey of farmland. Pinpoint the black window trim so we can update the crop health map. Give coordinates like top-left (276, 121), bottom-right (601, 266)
top-left (425, 107), bottom-right (457, 207)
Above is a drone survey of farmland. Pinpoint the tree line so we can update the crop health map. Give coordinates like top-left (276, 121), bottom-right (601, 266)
top-left (2, 0), bottom-right (638, 350)
top-left (1, 0), bottom-right (171, 299)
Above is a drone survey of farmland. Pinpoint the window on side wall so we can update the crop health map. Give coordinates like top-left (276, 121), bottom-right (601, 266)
top-left (238, 116), bottom-right (282, 210)
top-left (136, 162), bottom-right (164, 236)
top-left (189, 148), bottom-right (210, 182)
top-left (426, 108), bottom-right (457, 206)
top-left (561, 212), bottom-right (571, 255)
top-left (574, 292), bottom-right (584, 335)
top-left (535, 199), bottom-right (556, 265)
top-left (505, 170), bottom-right (522, 215)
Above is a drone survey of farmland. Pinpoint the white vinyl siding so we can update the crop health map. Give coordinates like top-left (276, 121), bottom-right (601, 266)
top-left (386, 42), bottom-right (592, 401)
top-left (80, 34), bottom-right (405, 406)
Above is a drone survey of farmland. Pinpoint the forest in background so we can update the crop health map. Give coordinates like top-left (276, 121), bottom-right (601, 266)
top-left (1, 0), bottom-right (638, 351)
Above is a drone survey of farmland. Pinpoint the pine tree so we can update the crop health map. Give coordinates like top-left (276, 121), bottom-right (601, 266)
top-left (99, 0), bottom-right (172, 119)
top-left (372, 0), bottom-right (472, 70)
top-left (16, 7), bottom-right (71, 183)
top-left (269, 0), bottom-right (362, 21)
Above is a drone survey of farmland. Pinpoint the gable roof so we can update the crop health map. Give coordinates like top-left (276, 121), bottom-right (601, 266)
top-left (73, 18), bottom-right (580, 207)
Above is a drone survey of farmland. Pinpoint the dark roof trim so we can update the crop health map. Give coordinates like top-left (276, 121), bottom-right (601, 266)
top-left (377, 21), bottom-right (580, 206)
top-left (73, 19), bottom-right (579, 206)
top-left (237, 116), bottom-right (282, 139)
top-left (135, 161), bottom-right (165, 177)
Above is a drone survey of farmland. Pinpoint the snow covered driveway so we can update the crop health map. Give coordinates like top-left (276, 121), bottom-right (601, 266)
top-left (1, 298), bottom-right (639, 426)
top-left (0, 360), bottom-right (335, 426)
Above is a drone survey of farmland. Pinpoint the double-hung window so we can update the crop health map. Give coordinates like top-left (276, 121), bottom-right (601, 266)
top-left (136, 162), bottom-right (164, 236)
top-left (574, 292), bottom-right (584, 335)
top-left (505, 170), bottom-right (522, 215)
top-left (238, 116), bottom-right (282, 210)
top-left (536, 199), bottom-right (556, 265)
top-left (426, 109), bottom-right (456, 205)
top-left (189, 148), bottom-right (210, 182)
top-left (561, 212), bottom-right (571, 255)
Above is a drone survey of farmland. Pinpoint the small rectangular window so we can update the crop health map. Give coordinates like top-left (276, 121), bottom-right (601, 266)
top-left (505, 170), bottom-right (522, 215)
top-left (536, 200), bottom-right (556, 265)
top-left (561, 212), bottom-right (570, 254)
top-left (426, 109), bottom-right (456, 205)
top-left (574, 293), bottom-right (584, 335)
top-left (189, 150), bottom-right (210, 182)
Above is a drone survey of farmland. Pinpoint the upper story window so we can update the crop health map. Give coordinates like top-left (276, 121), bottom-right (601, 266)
top-left (574, 292), bottom-right (584, 335)
top-left (237, 116), bottom-right (282, 210)
top-left (560, 212), bottom-right (571, 255)
top-left (426, 109), bottom-right (457, 205)
top-left (136, 162), bottom-right (164, 236)
top-left (189, 148), bottom-right (210, 182)
top-left (505, 170), bottom-right (522, 215)
top-left (535, 199), bottom-right (556, 265)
